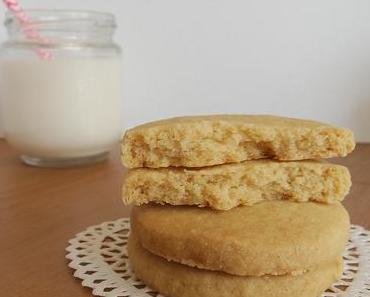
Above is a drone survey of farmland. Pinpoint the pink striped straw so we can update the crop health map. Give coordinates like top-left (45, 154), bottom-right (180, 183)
top-left (3, 0), bottom-right (52, 59)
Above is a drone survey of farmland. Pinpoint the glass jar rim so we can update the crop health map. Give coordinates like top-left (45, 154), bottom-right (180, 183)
top-left (4, 9), bottom-right (116, 28)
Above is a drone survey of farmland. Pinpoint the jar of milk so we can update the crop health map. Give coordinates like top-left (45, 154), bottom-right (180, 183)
top-left (0, 10), bottom-right (122, 167)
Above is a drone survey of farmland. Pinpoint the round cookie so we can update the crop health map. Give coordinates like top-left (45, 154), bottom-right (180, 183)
top-left (128, 232), bottom-right (343, 297)
top-left (131, 201), bottom-right (349, 276)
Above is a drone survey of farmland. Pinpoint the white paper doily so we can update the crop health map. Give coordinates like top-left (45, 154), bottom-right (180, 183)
top-left (66, 218), bottom-right (370, 297)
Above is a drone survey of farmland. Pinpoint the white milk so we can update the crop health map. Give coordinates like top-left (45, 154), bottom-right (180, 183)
top-left (0, 58), bottom-right (122, 158)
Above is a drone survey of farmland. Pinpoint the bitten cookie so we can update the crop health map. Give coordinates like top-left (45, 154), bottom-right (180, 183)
top-left (122, 114), bottom-right (355, 168)
top-left (128, 232), bottom-right (343, 297)
top-left (131, 201), bottom-right (349, 276)
top-left (123, 160), bottom-right (351, 210)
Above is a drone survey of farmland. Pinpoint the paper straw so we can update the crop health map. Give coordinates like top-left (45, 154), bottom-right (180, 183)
top-left (3, 0), bottom-right (52, 59)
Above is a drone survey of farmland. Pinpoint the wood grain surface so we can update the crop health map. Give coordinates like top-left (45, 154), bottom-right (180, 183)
top-left (0, 140), bottom-right (369, 297)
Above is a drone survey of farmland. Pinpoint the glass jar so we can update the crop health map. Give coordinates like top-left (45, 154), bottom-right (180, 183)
top-left (0, 10), bottom-right (123, 167)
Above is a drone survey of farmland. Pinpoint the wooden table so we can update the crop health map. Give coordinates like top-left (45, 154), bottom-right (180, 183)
top-left (1, 140), bottom-right (369, 297)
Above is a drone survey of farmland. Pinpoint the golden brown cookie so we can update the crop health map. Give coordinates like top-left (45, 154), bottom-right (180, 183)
top-left (131, 201), bottom-right (349, 276)
top-left (121, 114), bottom-right (355, 168)
top-left (123, 160), bottom-right (351, 210)
top-left (128, 232), bottom-right (343, 297)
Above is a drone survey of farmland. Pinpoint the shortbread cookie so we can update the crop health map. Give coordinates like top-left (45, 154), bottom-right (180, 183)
top-left (131, 201), bottom-right (349, 276)
top-left (123, 160), bottom-right (351, 210)
top-left (128, 232), bottom-right (343, 297)
top-left (121, 115), bottom-right (355, 168)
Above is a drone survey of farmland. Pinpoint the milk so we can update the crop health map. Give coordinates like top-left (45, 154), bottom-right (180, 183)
top-left (0, 58), bottom-right (122, 158)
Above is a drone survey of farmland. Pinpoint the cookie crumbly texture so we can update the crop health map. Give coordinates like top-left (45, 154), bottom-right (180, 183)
top-left (128, 232), bottom-right (343, 297)
top-left (121, 114), bottom-right (355, 168)
top-left (131, 201), bottom-right (350, 276)
top-left (123, 160), bottom-right (351, 210)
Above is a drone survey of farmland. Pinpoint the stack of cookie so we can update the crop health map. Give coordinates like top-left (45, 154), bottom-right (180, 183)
top-left (121, 115), bottom-right (355, 297)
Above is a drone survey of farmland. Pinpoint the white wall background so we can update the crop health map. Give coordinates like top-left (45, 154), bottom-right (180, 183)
top-left (0, 0), bottom-right (370, 141)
